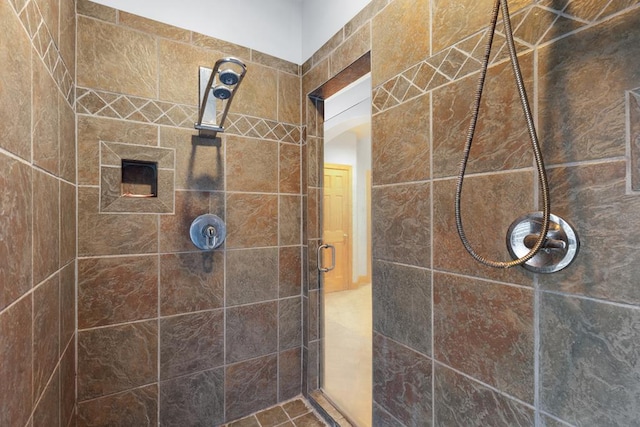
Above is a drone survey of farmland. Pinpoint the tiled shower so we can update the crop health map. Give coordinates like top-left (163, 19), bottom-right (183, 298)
top-left (1, 0), bottom-right (640, 426)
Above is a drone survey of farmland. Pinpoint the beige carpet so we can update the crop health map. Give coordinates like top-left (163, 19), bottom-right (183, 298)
top-left (322, 284), bottom-right (372, 427)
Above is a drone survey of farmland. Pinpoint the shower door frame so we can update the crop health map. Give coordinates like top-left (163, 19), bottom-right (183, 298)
top-left (303, 52), bottom-right (372, 425)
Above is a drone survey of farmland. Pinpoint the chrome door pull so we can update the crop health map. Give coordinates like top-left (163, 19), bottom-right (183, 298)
top-left (317, 244), bottom-right (336, 272)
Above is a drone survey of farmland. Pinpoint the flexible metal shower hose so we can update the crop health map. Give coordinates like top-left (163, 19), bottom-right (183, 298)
top-left (454, 0), bottom-right (550, 268)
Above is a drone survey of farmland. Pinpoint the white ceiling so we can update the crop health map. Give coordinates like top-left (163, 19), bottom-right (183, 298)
top-left (90, 0), bottom-right (372, 64)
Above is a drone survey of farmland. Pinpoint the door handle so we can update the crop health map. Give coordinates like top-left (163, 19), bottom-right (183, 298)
top-left (317, 243), bottom-right (336, 272)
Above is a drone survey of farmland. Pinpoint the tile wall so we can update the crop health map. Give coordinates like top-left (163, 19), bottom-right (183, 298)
top-left (302, 0), bottom-right (640, 425)
top-left (74, 0), bottom-right (302, 424)
top-left (0, 0), bottom-right (76, 426)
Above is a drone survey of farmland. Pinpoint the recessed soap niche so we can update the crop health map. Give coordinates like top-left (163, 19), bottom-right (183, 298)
top-left (121, 159), bottom-right (158, 198)
top-left (100, 141), bottom-right (175, 214)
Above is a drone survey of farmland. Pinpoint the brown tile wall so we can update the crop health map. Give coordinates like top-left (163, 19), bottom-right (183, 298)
top-left (302, 0), bottom-right (640, 425)
top-left (74, 1), bottom-right (303, 424)
top-left (0, 0), bottom-right (76, 426)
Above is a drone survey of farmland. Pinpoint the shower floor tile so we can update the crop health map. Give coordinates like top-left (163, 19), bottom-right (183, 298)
top-left (223, 397), bottom-right (330, 427)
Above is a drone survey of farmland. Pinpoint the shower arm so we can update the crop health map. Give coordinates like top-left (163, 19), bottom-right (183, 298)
top-left (195, 57), bottom-right (247, 136)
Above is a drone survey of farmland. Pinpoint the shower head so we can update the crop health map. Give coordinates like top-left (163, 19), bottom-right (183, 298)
top-left (212, 85), bottom-right (232, 100)
top-left (195, 57), bottom-right (247, 138)
top-left (219, 69), bottom-right (240, 85)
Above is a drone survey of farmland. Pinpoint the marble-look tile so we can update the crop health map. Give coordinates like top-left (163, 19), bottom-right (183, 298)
top-left (160, 126), bottom-right (224, 191)
top-left (373, 402), bottom-right (404, 427)
top-left (540, 293), bottom-right (640, 425)
top-left (77, 0), bottom-right (117, 22)
top-left (373, 333), bottom-right (432, 426)
top-left (279, 347), bottom-right (302, 401)
top-left (539, 414), bottom-right (573, 427)
top-left (33, 52), bottom-right (59, 175)
top-left (0, 0), bottom-right (31, 161)
top-left (373, 260), bottom-right (431, 355)
top-left (306, 187), bottom-right (319, 240)
top-left (160, 368), bottom-right (224, 427)
top-left (77, 115), bottom-right (158, 186)
top-left (302, 58), bottom-right (329, 100)
top-left (120, 12), bottom-right (191, 42)
top-left (59, 263), bottom-right (75, 352)
top-left (280, 246), bottom-right (302, 298)
top-left (431, 53), bottom-right (534, 179)
top-left (77, 16), bottom-right (157, 98)
top-left (283, 399), bottom-right (309, 418)
top-left (226, 248), bottom-right (278, 306)
top-left (372, 94), bottom-right (430, 185)
top-left (59, 180), bottom-right (76, 267)
top-left (226, 136), bottom-right (278, 192)
top-left (434, 273), bottom-right (534, 403)
top-left (630, 91), bottom-right (640, 191)
top-left (279, 297), bottom-right (302, 351)
top-left (226, 193), bottom-right (278, 248)
top-left (539, 161), bottom-right (640, 305)
top-left (432, 0), bottom-right (531, 54)
top-left (159, 190), bottom-right (210, 253)
top-left (33, 274), bottom-right (60, 402)
top-left (344, 0), bottom-right (387, 39)
top-left (233, 63), bottom-right (278, 121)
top-left (280, 195), bottom-right (301, 246)
top-left (280, 143), bottom-right (301, 194)
top-left (0, 153), bottom-right (32, 310)
top-left (226, 302), bottom-right (278, 363)
top-left (307, 290), bottom-right (319, 342)
top-left (158, 39), bottom-right (221, 106)
top-left (371, 0), bottom-right (430, 86)
top-left (331, 24), bottom-right (371, 77)
top-left (434, 365), bottom-right (534, 426)
top-left (432, 174), bottom-right (533, 286)
top-left (225, 354), bottom-right (278, 421)
top-left (0, 296), bottom-right (32, 427)
top-left (77, 384), bottom-right (158, 427)
top-left (160, 251), bottom-right (224, 316)
top-left (33, 168), bottom-right (59, 284)
top-left (256, 406), bottom-right (289, 426)
top-left (562, 0), bottom-right (639, 23)
top-left (305, 340), bottom-right (320, 392)
top-left (311, 29), bottom-right (344, 68)
top-left (78, 187), bottom-right (158, 256)
top-left (77, 321), bottom-right (158, 401)
top-left (160, 310), bottom-right (224, 380)
top-left (60, 339), bottom-right (76, 427)
top-left (191, 32), bottom-right (251, 60)
top-left (33, 369), bottom-right (59, 427)
top-left (371, 182), bottom-right (430, 268)
top-left (78, 255), bottom-right (158, 328)
top-left (59, 0), bottom-right (76, 75)
top-left (279, 71), bottom-right (301, 125)
top-left (538, 8), bottom-right (640, 166)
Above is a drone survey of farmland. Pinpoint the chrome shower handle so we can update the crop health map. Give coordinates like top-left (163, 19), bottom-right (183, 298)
top-left (317, 244), bottom-right (336, 273)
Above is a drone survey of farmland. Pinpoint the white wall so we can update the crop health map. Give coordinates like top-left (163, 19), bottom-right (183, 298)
top-left (301, 0), bottom-right (372, 61)
top-left (90, 0), bottom-right (372, 64)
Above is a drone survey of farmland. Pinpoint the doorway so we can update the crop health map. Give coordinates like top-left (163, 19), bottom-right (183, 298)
top-left (321, 73), bottom-right (372, 426)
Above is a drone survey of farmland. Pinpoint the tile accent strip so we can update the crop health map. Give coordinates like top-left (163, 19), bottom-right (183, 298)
top-left (11, 0), bottom-right (75, 106)
top-left (76, 87), bottom-right (303, 144)
top-left (371, 2), bottom-right (640, 114)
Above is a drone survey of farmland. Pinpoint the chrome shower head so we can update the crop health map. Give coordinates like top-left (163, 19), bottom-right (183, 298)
top-left (219, 69), bottom-right (240, 85)
top-left (195, 57), bottom-right (247, 138)
top-left (212, 85), bottom-right (232, 100)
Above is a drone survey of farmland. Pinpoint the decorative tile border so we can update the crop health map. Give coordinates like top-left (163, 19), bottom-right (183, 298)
top-left (372, 1), bottom-right (640, 114)
top-left (77, 87), bottom-right (303, 144)
top-left (10, 0), bottom-right (75, 106)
